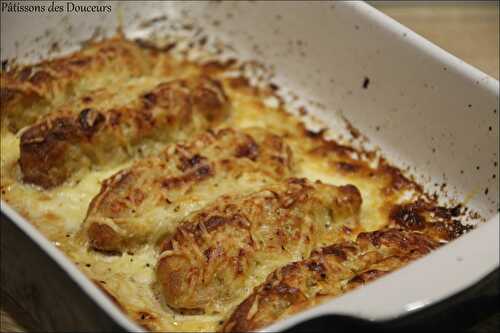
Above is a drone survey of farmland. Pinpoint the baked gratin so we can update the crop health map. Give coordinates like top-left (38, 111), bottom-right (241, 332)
top-left (0, 35), bottom-right (473, 332)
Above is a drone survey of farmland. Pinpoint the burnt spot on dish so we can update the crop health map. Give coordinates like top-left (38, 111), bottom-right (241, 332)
top-left (362, 77), bottom-right (370, 89)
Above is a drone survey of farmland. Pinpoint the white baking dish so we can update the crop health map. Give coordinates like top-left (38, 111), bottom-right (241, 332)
top-left (1, 1), bottom-right (498, 331)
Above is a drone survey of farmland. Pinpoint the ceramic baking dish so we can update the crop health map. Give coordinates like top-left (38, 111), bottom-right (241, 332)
top-left (1, 1), bottom-right (498, 332)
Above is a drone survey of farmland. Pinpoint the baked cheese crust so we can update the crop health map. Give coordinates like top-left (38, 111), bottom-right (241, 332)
top-left (1, 35), bottom-right (155, 133)
top-left (223, 228), bottom-right (440, 332)
top-left (0, 35), bottom-right (474, 332)
top-left (157, 178), bottom-right (361, 314)
top-left (82, 127), bottom-right (293, 252)
top-left (19, 76), bottom-right (229, 188)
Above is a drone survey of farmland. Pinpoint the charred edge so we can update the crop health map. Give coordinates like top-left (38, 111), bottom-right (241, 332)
top-left (234, 136), bottom-right (259, 161)
top-left (389, 203), bottom-right (426, 230)
top-left (389, 201), bottom-right (469, 237)
top-left (432, 204), bottom-right (463, 219)
top-left (431, 220), bottom-right (474, 240)
top-left (450, 220), bottom-right (474, 237)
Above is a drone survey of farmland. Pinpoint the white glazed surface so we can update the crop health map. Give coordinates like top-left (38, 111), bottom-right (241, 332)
top-left (1, 1), bottom-right (498, 332)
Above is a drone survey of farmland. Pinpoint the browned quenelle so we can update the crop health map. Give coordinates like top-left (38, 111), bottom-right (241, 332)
top-left (222, 228), bottom-right (442, 332)
top-left (157, 178), bottom-right (362, 315)
top-left (1, 35), bottom-right (156, 132)
top-left (19, 76), bottom-right (230, 188)
top-left (82, 127), bottom-right (294, 252)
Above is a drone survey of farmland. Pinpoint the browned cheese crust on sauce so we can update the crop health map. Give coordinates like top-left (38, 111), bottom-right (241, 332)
top-left (223, 228), bottom-right (443, 332)
top-left (19, 76), bottom-right (229, 188)
top-left (157, 178), bottom-right (362, 315)
top-left (0, 34), bottom-right (477, 333)
top-left (82, 127), bottom-right (293, 252)
top-left (1, 35), bottom-right (156, 132)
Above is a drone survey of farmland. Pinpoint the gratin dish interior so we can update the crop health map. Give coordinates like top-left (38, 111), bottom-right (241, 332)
top-left (1, 2), bottom-right (498, 332)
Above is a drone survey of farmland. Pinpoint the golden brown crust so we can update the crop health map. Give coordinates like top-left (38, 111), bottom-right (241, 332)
top-left (19, 76), bottom-right (229, 188)
top-left (223, 228), bottom-right (440, 332)
top-left (82, 127), bottom-right (294, 252)
top-left (157, 178), bottom-right (362, 314)
top-left (1, 36), bottom-right (155, 132)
